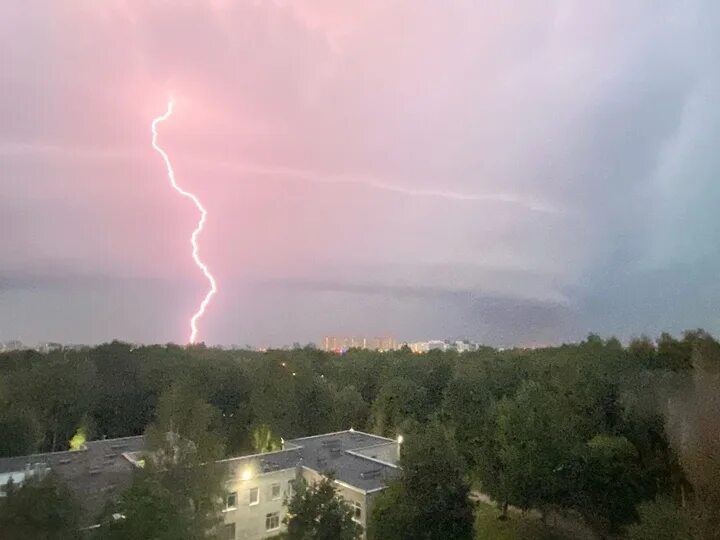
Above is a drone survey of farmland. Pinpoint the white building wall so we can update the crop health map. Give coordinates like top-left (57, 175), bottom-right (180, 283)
top-left (222, 467), bottom-right (296, 540)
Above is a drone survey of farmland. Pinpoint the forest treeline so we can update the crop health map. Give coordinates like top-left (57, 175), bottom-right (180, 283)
top-left (1, 331), bottom-right (719, 538)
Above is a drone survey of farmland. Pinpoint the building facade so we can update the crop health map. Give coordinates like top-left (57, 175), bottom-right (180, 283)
top-left (0, 430), bottom-right (400, 540)
top-left (219, 430), bottom-right (400, 539)
top-left (322, 337), bottom-right (396, 353)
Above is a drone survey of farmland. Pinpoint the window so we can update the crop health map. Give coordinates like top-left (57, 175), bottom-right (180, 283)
top-left (249, 487), bottom-right (259, 506)
top-left (287, 479), bottom-right (295, 498)
top-left (266, 512), bottom-right (280, 531)
top-left (270, 482), bottom-right (281, 500)
top-left (352, 501), bottom-right (362, 522)
top-left (222, 523), bottom-right (236, 540)
top-left (224, 492), bottom-right (237, 511)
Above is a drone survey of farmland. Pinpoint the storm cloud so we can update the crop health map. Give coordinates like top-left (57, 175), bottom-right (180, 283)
top-left (1, 1), bottom-right (719, 346)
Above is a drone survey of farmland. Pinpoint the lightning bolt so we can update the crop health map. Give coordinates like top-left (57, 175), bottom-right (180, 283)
top-left (151, 99), bottom-right (217, 344)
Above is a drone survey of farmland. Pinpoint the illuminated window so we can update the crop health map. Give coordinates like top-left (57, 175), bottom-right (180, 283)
top-left (271, 482), bottom-right (281, 500)
top-left (352, 501), bottom-right (362, 522)
top-left (266, 512), bottom-right (280, 531)
top-left (222, 523), bottom-right (235, 540)
top-left (249, 487), bottom-right (259, 506)
top-left (224, 492), bottom-right (237, 511)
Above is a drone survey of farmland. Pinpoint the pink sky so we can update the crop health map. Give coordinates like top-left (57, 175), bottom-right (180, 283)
top-left (2, 1), bottom-right (719, 346)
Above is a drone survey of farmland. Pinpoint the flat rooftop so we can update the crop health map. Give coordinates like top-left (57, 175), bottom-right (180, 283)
top-left (0, 436), bottom-right (144, 524)
top-left (286, 430), bottom-right (400, 492)
top-left (0, 429), bottom-right (399, 525)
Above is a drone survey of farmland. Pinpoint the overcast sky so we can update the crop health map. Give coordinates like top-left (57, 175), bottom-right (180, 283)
top-left (2, 1), bottom-right (719, 347)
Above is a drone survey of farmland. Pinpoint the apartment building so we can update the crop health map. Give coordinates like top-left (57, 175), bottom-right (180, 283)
top-left (217, 430), bottom-right (399, 539)
top-left (0, 430), bottom-right (400, 539)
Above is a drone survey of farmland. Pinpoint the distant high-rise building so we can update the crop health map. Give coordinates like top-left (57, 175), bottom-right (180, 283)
top-left (372, 336), bottom-right (396, 351)
top-left (322, 336), bottom-right (396, 353)
top-left (0, 340), bottom-right (25, 352)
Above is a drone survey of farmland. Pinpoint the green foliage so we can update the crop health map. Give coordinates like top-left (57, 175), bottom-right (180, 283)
top-left (332, 385), bottom-right (369, 431)
top-left (625, 497), bottom-right (696, 540)
top-left (371, 377), bottom-right (428, 437)
top-left (474, 502), bottom-right (571, 540)
top-left (491, 380), bottom-right (580, 512)
top-left (0, 472), bottom-right (82, 540)
top-left (69, 426), bottom-right (87, 451)
top-left (251, 424), bottom-right (282, 453)
top-left (95, 469), bottom-right (198, 540)
top-left (284, 476), bottom-right (362, 540)
top-left (578, 435), bottom-right (643, 531)
top-left (1, 331), bottom-right (718, 538)
top-left (100, 384), bottom-right (227, 539)
top-left (0, 407), bottom-right (41, 457)
top-left (370, 423), bottom-right (474, 540)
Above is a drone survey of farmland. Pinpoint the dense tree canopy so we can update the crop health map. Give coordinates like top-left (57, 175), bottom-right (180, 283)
top-left (0, 330), bottom-right (717, 538)
top-left (370, 423), bottom-right (474, 540)
top-left (0, 472), bottom-right (81, 540)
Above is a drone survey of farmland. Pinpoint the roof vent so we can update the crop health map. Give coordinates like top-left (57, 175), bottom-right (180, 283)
top-left (321, 439), bottom-right (341, 448)
top-left (360, 468), bottom-right (382, 479)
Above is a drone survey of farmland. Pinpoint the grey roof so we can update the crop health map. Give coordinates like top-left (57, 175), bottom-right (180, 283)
top-left (286, 430), bottom-right (400, 492)
top-left (219, 447), bottom-right (303, 476)
top-left (0, 429), bottom-right (398, 527)
top-left (219, 430), bottom-right (400, 492)
top-left (0, 436), bottom-right (144, 525)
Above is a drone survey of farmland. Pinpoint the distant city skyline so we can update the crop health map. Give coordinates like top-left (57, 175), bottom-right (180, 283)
top-left (3, 2), bottom-right (720, 347)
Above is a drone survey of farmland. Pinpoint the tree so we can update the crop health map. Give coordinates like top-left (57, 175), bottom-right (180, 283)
top-left (656, 333), bottom-right (694, 371)
top-left (332, 386), bottom-right (369, 431)
top-left (0, 472), bottom-right (81, 540)
top-left (625, 497), bottom-right (696, 540)
top-left (96, 469), bottom-right (198, 540)
top-left (371, 378), bottom-right (428, 437)
top-left (293, 372), bottom-right (334, 436)
top-left (491, 380), bottom-right (579, 514)
top-left (4, 355), bottom-right (97, 451)
top-left (0, 407), bottom-right (41, 457)
top-left (99, 384), bottom-right (226, 539)
top-left (369, 423), bottom-right (474, 540)
top-left (252, 424), bottom-right (282, 453)
top-left (628, 336), bottom-right (656, 368)
top-left (284, 476), bottom-right (362, 540)
top-left (578, 434), bottom-right (644, 532)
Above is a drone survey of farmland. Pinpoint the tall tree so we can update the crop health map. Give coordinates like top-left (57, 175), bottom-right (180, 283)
top-left (369, 423), bottom-right (474, 540)
top-left (0, 472), bottom-right (81, 540)
top-left (99, 384), bottom-right (226, 539)
top-left (0, 407), bottom-right (41, 457)
top-left (284, 476), bottom-right (362, 540)
top-left (332, 386), bottom-right (369, 431)
top-left (625, 497), bottom-right (696, 540)
top-left (371, 378), bottom-right (428, 437)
